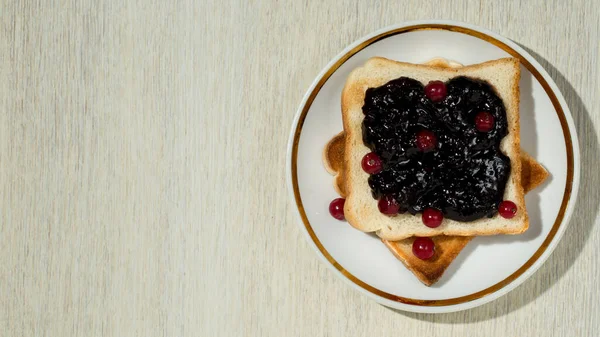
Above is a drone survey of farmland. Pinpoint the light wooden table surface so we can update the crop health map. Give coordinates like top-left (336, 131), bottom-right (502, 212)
top-left (1, 0), bottom-right (599, 336)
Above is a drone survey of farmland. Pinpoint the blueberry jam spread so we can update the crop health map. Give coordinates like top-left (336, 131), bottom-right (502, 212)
top-left (361, 76), bottom-right (510, 222)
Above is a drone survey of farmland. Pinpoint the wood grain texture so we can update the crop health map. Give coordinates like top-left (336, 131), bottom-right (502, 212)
top-left (0, 0), bottom-right (598, 335)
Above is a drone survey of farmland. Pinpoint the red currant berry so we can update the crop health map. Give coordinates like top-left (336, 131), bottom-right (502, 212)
top-left (361, 152), bottom-right (383, 174)
top-left (475, 111), bottom-right (495, 132)
top-left (498, 200), bottom-right (518, 219)
top-left (378, 195), bottom-right (400, 215)
top-left (412, 237), bottom-right (435, 260)
top-left (329, 198), bottom-right (345, 220)
top-left (422, 208), bottom-right (443, 228)
top-left (416, 130), bottom-right (437, 152)
top-left (424, 80), bottom-right (447, 102)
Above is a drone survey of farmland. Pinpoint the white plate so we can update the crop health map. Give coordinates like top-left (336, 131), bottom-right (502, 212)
top-left (287, 20), bottom-right (580, 313)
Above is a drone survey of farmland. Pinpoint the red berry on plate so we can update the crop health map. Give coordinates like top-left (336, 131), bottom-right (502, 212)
top-left (412, 237), bottom-right (435, 260)
top-left (498, 200), bottom-right (518, 219)
top-left (361, 152), bottom-right (383, 174)
top-left (378, 195), bottom-right (400, 215)
top-left (329, 198), bottom-right (346, 220)
top-left (416, 129), bottom-right (437, 152)
top-left (475, 111), bottom-right (495, 132)
top-left (424, 80), bottom-right (447, 102)
top-left (422, 208), bottom-right (443, 228)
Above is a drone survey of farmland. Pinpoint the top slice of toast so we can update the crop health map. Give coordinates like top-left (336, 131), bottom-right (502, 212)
top-left (342, 57), bottom-right (528, 240)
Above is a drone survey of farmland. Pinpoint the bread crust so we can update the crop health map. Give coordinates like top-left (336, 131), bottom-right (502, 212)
top-left (341, 57), bottom-right (528, 240)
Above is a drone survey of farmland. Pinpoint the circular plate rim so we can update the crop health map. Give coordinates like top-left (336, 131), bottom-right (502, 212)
top-left (286, 19), bottom-right (581, 313)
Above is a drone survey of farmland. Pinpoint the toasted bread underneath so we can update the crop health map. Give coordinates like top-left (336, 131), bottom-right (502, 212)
top-left (323, 57), bottom-right (549, 285)
top-left (324, 131), bottom-right (548, 285)
top-left (341, 57), bottom-right (527, 240)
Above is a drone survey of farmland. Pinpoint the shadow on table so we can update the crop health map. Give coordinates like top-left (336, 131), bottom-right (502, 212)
top-left (385, 45), bottom-right (598, 323)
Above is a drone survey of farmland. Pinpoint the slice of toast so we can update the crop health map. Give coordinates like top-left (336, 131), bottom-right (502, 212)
top-left (324, 57), bottom-right (549, 285)
top-left (342, 57), bottom-right (527, 240)
top-left (324, 131), bottom-right (549, 285)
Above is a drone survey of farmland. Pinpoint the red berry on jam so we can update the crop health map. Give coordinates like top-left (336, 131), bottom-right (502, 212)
top-left (475, 111), bottom-right (495, 132)
top-left (416, 130), bottom-right (437, 152)
top-left (329, 198), bottom-right (345, 220)
top-left (424, 80), bottom-right (447, 102)
top-left (378, 195), bottom-right (400, 215)
top-left (361, 152), bottom-right (383, 174)
top-left (498, 200), bottom-right (517, 219)
top-left (412, 237), bottom-right (435, 260)
top-left (422, 208), bottom-right (443, 228)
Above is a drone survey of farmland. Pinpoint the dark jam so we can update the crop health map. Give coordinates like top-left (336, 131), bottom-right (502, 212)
top-left (362, 77), bottom-right (510, 222)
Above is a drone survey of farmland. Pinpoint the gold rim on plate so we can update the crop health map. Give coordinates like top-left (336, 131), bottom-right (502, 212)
top-left (291, 24), bottom-right (574, 306)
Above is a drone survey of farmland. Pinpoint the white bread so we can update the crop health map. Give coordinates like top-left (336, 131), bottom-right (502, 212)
top-left (324, 58), bottom-right (546, 285)
top-left (341, 57), bottom-right (528, 241)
